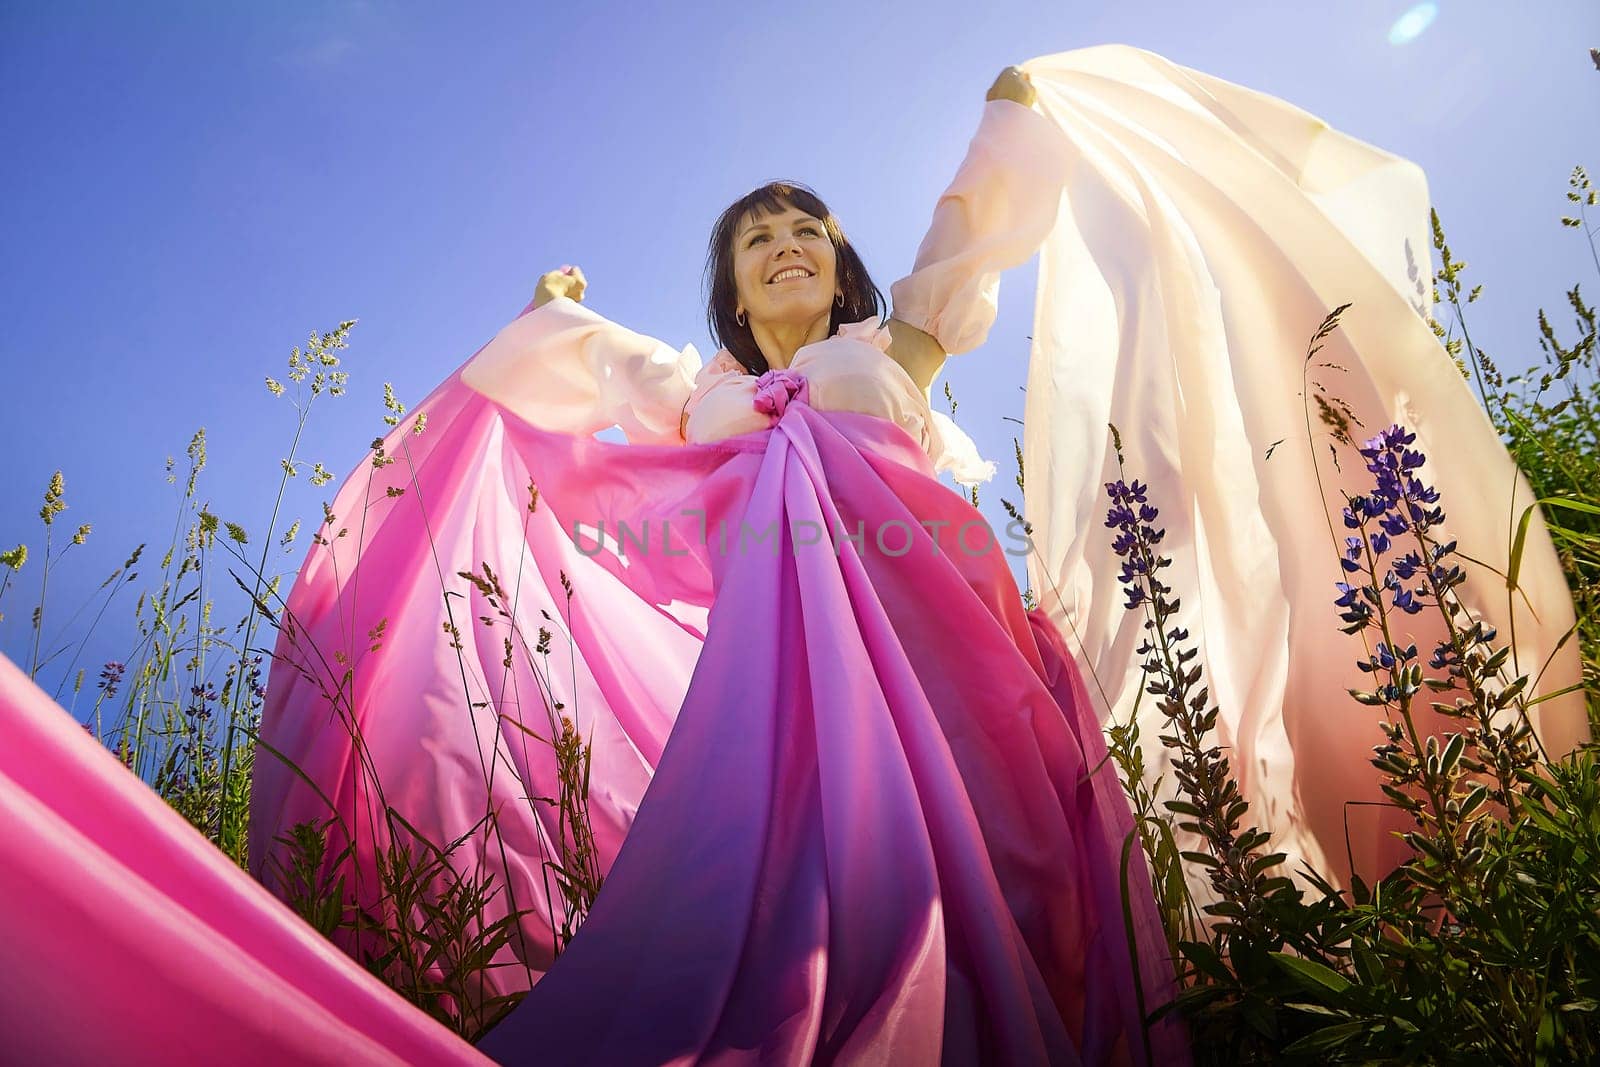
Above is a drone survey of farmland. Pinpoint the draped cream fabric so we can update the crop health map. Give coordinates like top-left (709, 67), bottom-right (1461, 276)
top-left (1016, 45), bottom-right (1587, 891)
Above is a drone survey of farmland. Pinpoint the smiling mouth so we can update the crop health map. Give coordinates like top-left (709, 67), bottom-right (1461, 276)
top-left (768, 267), bottom-right (814, 284)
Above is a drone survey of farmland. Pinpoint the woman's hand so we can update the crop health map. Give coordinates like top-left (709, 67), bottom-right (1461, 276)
top-left (985, 66), bottom-right (1036, 109)
top-left (531, 265), bottom-right (588, 310)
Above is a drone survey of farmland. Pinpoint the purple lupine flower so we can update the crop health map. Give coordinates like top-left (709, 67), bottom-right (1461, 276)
top-left (244, 654), bottom-right (267, 701)
top-left (1342, 537), bottom-right (1364, 573)
top-left (1105, 476), bottom-right (1169, 612)
top-left (98, 661), bottom-right (126, 698)
top-left (187, 682), bottom-right (219, 721)
top-left (1332, 422), bottom-right (1452, 643)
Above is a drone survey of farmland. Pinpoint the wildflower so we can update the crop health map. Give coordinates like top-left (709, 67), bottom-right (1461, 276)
top-left (186, 682), bottom-right (218, 721)
top-left (243, 655), bottom-right (267, 702)
top-left (1105, 474), bottom-right (1171, 613)
top-left (98, 661), bottom-right (126, 698)
top-left (1334, 425), bottom-right (1447, 627)
top-left (0, 544), bottom-right (25, 569)
top-left (1342, 536), bottom-right (1364, 572)
top-left (1104, 427), bottom-right (1299, 946)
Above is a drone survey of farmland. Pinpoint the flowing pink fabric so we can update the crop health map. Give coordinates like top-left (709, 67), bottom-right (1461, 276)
top-left (246, 305), bottom-right (1183, 1061)
top-left (0, 654), bottom-right (487, 1066)
top-left (1013, 46), bottom-right (1588, 897)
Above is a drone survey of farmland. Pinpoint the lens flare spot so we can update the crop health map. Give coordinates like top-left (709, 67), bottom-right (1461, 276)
top-left (1389, 2), bottom-right (1438, 45)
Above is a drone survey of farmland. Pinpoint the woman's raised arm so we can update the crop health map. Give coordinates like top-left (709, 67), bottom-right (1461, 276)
top-left (887, 65), bottom-right (1071, 392)
top-left (462, 264), bottom-right (701, 444)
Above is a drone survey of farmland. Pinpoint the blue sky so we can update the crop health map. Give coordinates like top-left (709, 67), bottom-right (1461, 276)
top-left (2, 1), bottom-right (1596, 701)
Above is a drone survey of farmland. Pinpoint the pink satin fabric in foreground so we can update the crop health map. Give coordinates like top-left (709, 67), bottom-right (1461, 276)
top-left (0, 655), bottom-right (487, 1066)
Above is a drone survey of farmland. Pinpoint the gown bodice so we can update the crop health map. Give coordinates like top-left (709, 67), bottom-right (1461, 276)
top-left (681, 318), bottom-right (993, 483)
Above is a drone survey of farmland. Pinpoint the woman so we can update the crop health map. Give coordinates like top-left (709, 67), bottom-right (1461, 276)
top-left (250, 64), bottom-right (1184, 1065)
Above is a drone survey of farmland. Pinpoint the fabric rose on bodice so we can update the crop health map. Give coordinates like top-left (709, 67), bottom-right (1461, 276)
top-left (752, 369), bottom-right (810, 419)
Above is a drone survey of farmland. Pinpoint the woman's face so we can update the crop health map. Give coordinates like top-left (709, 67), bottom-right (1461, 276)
top-left (731, 202), bottom-right (840, 332)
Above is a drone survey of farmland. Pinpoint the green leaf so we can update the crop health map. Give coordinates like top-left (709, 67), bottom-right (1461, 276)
top-left (1282, 1020), bottom-right (1368, 1054)
top-left (1241, 994), bottom-right (1279, 1038)
top-left (1352, 941), bottom-right (1384, 986)
top-left (1540, 495), bottom-right (1600, 517)
top-left (1269, 952), bottom-right (1353, 996)
top-left (1508, 502), bottom-right (1537, 591)
top-left (1179, 939), bottom-right (1233, 983)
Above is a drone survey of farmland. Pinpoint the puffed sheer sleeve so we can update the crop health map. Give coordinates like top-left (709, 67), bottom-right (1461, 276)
top-left (460, 295), bottom-right (701, 445)
top-left (889, 99), bottom-right (1074, 356)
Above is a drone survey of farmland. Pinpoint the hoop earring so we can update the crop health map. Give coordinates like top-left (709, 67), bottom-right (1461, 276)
top-left (736, 309), bottom-right (746, 327)
top-left (835, 292), bottom-right (845, 308)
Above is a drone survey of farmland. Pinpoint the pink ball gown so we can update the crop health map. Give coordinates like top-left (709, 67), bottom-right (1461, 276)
top-left (247, 92), bottom-right (1185, 1064)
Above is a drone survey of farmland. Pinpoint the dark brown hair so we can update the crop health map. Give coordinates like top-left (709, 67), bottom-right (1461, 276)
top-left (704, 181), bottom-right (885, 375)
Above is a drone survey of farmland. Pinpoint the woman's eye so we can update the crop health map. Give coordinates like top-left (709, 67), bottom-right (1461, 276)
top-left (746, 225), bottom-right (818, 248)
